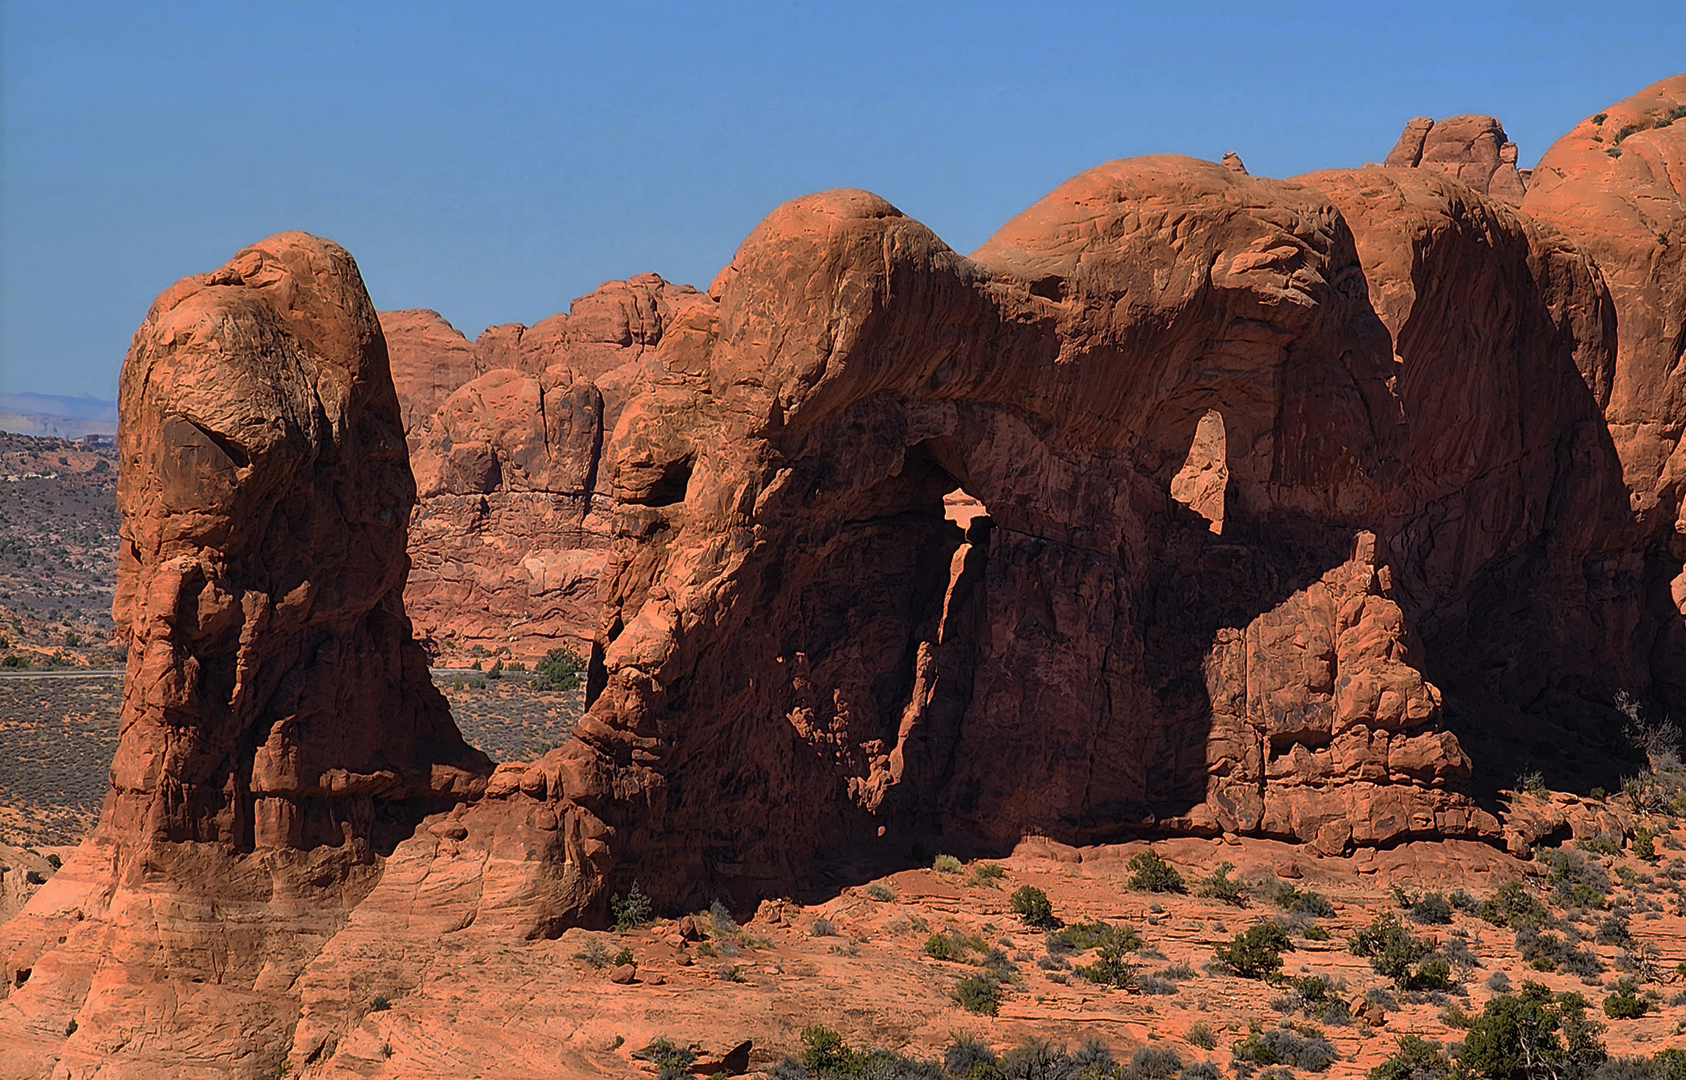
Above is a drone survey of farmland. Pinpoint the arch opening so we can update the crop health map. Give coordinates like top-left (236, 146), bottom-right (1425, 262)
top-left (1169, 408), bottom-right (1228, 534)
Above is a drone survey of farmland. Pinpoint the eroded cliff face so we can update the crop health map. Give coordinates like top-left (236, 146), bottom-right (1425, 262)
top-left (0, 234), bottom-right (492, 1077)
top-left (1522, 75), bottom-right (1686, 712)
top-left (518, 160), bottom-right (1497, 918)
top-left (381, 275), bottom-right (710, 658)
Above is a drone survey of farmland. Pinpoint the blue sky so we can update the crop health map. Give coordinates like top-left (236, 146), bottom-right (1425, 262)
top-left (3, 1), bottom-right (1683, 399)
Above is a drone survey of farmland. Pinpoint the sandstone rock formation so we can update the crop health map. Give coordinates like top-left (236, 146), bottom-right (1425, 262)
top-left (1385, 114), bottom-right (1530, 205)
top-left (4, 76), bottom-right (1685, 1079)
top-left (1300, 166), bottom-right (1644, 785)
top-left (1522, 75), bottom-right (1686, 709)
top-left (525, 159), bottom-right (1505, 919)
top-left (380, 275), bottom-right (709, 658)
top-left (0, 233), bottom-right (491, 1076)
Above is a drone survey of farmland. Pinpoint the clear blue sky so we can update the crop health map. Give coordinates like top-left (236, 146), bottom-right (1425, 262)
top-left (3, 1), bottom-right (1683, 399)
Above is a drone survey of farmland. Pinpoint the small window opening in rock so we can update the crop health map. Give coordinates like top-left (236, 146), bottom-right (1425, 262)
top-left (943, 488), bottom-right (988, 530)
top-left (1169, 409), bottom-right (1228, 534)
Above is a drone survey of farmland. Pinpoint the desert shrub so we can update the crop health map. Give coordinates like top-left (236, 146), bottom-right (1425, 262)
top-left (1603, 976), bottom-right (1652, 1020)
top-left (575, 936), bottom-right (610, 968)
top-left (610, 882), bottom-right (653, 930)
top-left (1156, 960), bottom-right (1197, 981)
top-left (1049, 920), bottom-right (1141, 954)
top-left (1273, 884), bottom-right (1336, 918)
top-left (971, 862), bottom-right (1007, 885)
top-left (1214, 922), bottom-right (1293, 980)
top-left (485, 658), bottom-right (504, 680)
top-left (810, 918), bottom-right (837, 937)
top-left (1595, 912), bottom-right (1633, 947)
top-left (717, 964), bottom-right (746, 982)
top-left (1178, 1065), bottom-right (1221, 1080)
top-left (1139, 975), bottom-right (1176, 995)
top-left (1633, 828), bottom-right (1659, 862)
top-left (613, 946), bottom-right (634, 966)
top-left (709, 899), bottom-right (738, 933)
top-left (1128, 850), bottom-right (1186, 893)
top-left (1072, 1037), bottom-right (1112, 1072)
top-left (1348, 912), bottom-right (1445, 990)
top-left (1545, 848), bottom-right (1612, 909)
top-left (953, 974), bottom-right (1000, 1016)
top-left (1408, 892), bottom-right (1453, 925)
top-left (1479, 881), bottom-right (1548, 928)
top-left (1486, 970), bottom-right (1512, 993)
top-left (1441, 934), bottom-right (1480, 971)
top-left (1652, 1050), bottom-right (1686, 1080)
top-left (1009, 885), bottom-right (1056, 928)
top-left (368, 993), bottom-right (391, 1012)
top-left (933, 853), bottom-right (964, 874)
top-left (1231, 1021), bottom-right (1338, 1072)
top-left (1074, 927), bottom-right (1140, 989)
top-left (1303, 924), bottom-right (1332, 941)
top-left (865, 882), bottom-right (894, 902)
top-left (1368, 1034), bottom-right (1454, 1080)
top-left (1186, 1022), bottom-right (1218, 1050)
top-left (943, 1033), bottom-right (997, 1077)
top-left (530, 646), bottom-right (585, 691)
top-left (45, 854), bottom-right (61, 870)
top-left (1194, 861), bottom-right (1247, 906)
top-left (1459, 982), bottom-right (1607, 1080)
top-left (1131, 1045), bottom-right (1184, 1080)
top-left (1450, 888), bottom-right (1480, 912)
top-left (1515, 921), bottom-right (1604, 978)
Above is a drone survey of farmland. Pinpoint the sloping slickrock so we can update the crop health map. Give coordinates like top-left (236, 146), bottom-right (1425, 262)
top-left (0, 233), bottom-right (490, 1077)
top-left (1384, 114), bottom-right (1529, 206)
top-left (1522, 76), bottom-right (1686, 708)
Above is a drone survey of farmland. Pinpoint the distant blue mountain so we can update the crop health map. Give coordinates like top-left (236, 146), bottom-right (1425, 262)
top-left (0, 393), bottom-right (119, 438)
top-left (0, 393), bottom-right (117, 420)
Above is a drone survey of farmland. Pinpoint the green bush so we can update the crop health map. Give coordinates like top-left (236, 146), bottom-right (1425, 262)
top-left (1214, 922), bottom-right (1293, 980)
top-left (1009, 885), bottom-right (1056, 928)
top-left (1195, 861), bottom-right (1247, 906)
top-left (953, 974), bottom-right (1000, 1016)
top-left (610, 881), bottom-right (653, 931)
top-left (1073, 930), bottom-right (1139, 989)
top-left (1231, 1021), bottom-right (1337, 1072)
top-left (1348, 912), bottom-right (1446, 990)
top-left (1127, 849), bottom-right (1186, 893)
top-left (1633, 827), bottom-right (1659, 862)
top-left (1459, 982), bottom-right (1606, 1079)
top-left (1272, 884), bottom-right (1336, 918)
top-left (932, 853), bottom-right (963, 874)
top-left (1368, 1034), bottom-right (1453, 1080)
top-left (1478, 881), bottom-right (1548, 928)
top-left (1187, 1022), bottom-right (1219, 1050)
top-left (1047, 920), bottom-right (1140, 955)
top-left (531, 646), bottom-right (586, 691)
top-left (864, 882), bottom-right (894, 902)
top-left (1603, 976), bottom-right (1652, 1020)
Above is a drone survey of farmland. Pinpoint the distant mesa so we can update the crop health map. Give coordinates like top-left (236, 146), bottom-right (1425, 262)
top-left (0, 393), bottom-right (117, 440)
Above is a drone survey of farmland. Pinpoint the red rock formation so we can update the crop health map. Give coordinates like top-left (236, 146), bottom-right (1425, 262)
top-left (0, 233), bottom-right (490, 1074)
top-left (1521, 75), bottom-right (1686, 709)
top-left (382, 275), bottom-right (708, 658)
top-left (1385, 114), bottom-right (1530, 206)
top-left (508, 160), bottom-right (1500, 922)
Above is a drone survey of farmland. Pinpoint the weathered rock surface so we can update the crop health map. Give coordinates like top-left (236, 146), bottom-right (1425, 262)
top-left (1384, 114), bottom-right (1530, 205)
top-left (382, 275), bottom-right (708, 657)
top-left (1522, 75), bottom-right (1686, 709)
top-left (0, 233), bottom-right (491, 1077)
top-left (1300, 166), bottom-right (1649, 786)
top-left (522, 158), bottom-right (1503, 921)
